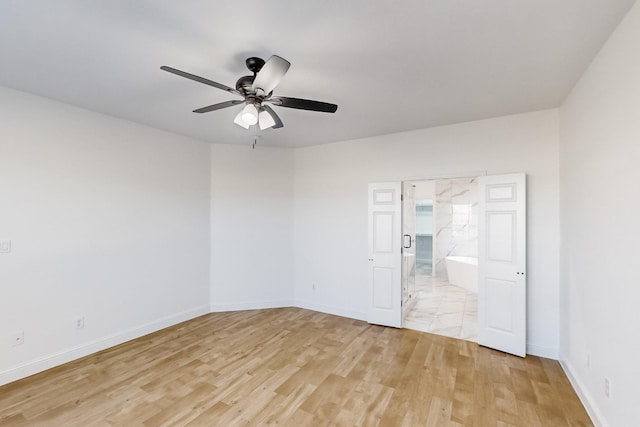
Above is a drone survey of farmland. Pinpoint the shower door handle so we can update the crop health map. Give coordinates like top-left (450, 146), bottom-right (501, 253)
top-left (403, 234), bottom-right (412, 249)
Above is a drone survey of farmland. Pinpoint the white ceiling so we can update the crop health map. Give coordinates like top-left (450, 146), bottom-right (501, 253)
top-left (0, 1), bottom-right (635, 147)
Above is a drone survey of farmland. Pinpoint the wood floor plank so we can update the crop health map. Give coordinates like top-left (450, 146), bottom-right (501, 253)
top-left (0, 308), bottom-right (593, 426)
top-left (424, 396), bottom-right (453, 427)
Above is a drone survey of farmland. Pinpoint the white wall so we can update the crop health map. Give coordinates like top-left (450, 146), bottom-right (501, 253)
top-left (0, 87), bottom-right (211, 385)
top-left (293, 109), bottom-right (560, 357)
top-left (210, 144), bottom-right (294, 311)
top-left (414, 179), bottom-right (435, 200)
top-left (559, 2), bottom-right (640, 426)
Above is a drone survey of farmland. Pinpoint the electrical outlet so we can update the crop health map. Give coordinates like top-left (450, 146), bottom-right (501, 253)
top-left (0, 240), bottom-right (11, 254)
top-left (12, 331), bottom-right (24, 347)
top-left (75, 316), bottom-right (85, 330)
top-left (604, 377), bottom-right (611, 399)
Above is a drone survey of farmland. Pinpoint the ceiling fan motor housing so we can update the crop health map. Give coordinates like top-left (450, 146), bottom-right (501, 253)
top-left (237, 57), bottom-right (267, 94)
top-left (235, 75), bottom-right (255, 94)
top-left (245, 57), bottom-right (265, 74)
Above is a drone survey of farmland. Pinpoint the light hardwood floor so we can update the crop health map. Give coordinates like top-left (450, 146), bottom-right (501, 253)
top-left (0, 308), bottom-right (592, 426)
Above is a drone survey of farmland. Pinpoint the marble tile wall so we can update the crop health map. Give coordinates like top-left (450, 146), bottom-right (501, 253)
top-left (434, 178), bottom-right (478, 279)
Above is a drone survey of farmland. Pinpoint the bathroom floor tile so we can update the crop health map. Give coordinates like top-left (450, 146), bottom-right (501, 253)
top-left (403, 274), bottom-right (478, 342)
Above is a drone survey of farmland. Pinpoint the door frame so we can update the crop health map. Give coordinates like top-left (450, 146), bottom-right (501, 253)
top-left (368, 172), bottom-right (484, 329)
top-left (371, 171), bottom-right (528, 357)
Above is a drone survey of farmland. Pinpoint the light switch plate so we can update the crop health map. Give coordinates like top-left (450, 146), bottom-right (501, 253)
top-left (0, 240), bottom-right (11, 253)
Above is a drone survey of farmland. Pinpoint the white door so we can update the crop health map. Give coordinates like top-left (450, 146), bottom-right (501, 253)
top-left (367, 182), bottom-right (402, 327)
top-left (478, 173), bottom-right (527, 357)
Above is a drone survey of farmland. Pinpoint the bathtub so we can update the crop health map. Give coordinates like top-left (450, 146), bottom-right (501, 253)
top-left (445, 256), bottom-right (478, 293)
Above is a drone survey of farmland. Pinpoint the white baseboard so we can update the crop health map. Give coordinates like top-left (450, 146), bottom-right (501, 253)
top-left (560, 359), bottom-right (606, 427)
top-left (526, 343), bottom-right (559, 359)
top-left (0, 304), bottom-right (210, 387)
top-left (293, 299), bottom-right (367, 322)
top-left (209, 299), bottom-right (294, 312)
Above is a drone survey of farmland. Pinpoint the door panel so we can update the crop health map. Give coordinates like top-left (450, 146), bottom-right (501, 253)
top-left (485, 278), bottom-right (516, 332)
top-left (487, 212), bottom-right (516, 262)
top-left (373, 213), bottom-right (394, 253)
top-left (478, 173), bottom-right (526, 357)
top-left (368, 182), bottom-right (402, 327)
top-left (373, 268), bottom-right (394, 309)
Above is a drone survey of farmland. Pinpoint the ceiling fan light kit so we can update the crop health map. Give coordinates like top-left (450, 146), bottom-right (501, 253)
top-left (258, 108), bottom-right (276, 130)
top-left (161, 55), bottom-right (338, 134)
top-left (240, 103), bottom-right (259, 125)
top-left (233, 110), bottom-right (250, 129)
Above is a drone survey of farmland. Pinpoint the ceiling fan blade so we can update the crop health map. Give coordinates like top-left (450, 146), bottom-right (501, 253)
top-left (271, 96), bottom-right (338, 113)
top-left (160, 66), bottom-right (241, 96)
top-left (193, 100), bottom-right (244, 113)
top-left (261, 105), bottom-right (284, 129)
top-left (251, 55), bottom-right (291, 95)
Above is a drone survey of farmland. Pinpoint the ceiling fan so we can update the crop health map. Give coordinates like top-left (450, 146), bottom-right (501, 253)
top-left (160, 55), bottom-right (338, 130)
